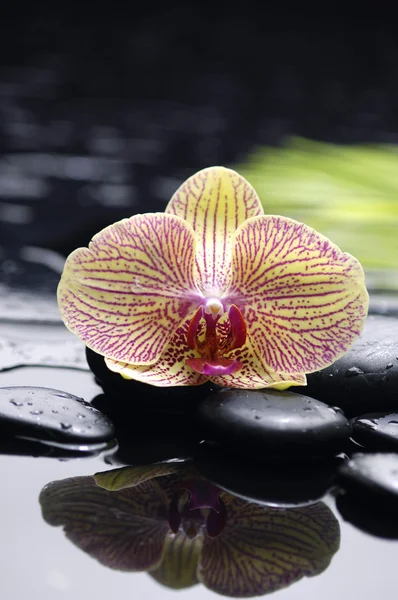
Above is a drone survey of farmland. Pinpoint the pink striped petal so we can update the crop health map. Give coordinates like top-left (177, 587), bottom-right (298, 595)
top-left (210, 335), bottom-right (307, 389)
top-left (226, 215), bottom-right (369, 375)
top-left (166, 167), bottom-right (263, 294)
top-left (105, 314), bottom-right (209, 386)
top-left (57, 213), bottom-right (201, 365)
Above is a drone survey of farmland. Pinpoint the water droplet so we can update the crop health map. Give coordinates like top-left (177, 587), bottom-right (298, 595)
top-left (254, 415), bottom-right (261, 420)
top-left (30, 410), bottom-right (43, 416)
top-left (386, 363), bottom-right (394, 370)
top-left (52, 410), bottom-right (58, 414)
top-left (10, 400), bottom-right (23, 407)
top-left (62, 406), bottom-right (69, 410)
top-left (60, 423), bottom-right (72, 430)
top-left (303, 407), bottom-right (313, 412)
top-left (345, 366), bottom-right (364, 377)
top-left (76, 413), bottom-right (85, 418)
top-left (331, 406), bottom-right (345, 415)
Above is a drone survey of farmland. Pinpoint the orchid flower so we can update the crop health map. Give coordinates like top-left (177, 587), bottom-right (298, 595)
top-left (57, 166), bottom-right (368, 388)
top-left (40, 463), bottom-right (340, 597)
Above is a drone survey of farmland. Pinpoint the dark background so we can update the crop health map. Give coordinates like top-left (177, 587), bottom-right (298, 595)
top-left (0, 3), bottom-right (397, 255)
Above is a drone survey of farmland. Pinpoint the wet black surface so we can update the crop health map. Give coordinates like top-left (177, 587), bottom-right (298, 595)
top-left (303, 316), bottom-right (398, 418)
top-left (196, 389), bottom-right (351, 458)
top-left (0, 386), bottom-right (115, 444)
top-left (1, 5), bottom-right (398, 600)
top-left (351, 412), bottom-right (398, 451)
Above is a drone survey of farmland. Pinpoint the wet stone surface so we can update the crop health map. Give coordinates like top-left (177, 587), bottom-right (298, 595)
top-left (336, 489), bottom-right (398, 539)
top-left (337, 453), bottom-right (398, 510)
top-left (351, 413), bottom-right (398, 451)
top-left (303, 316), bottom-right (398, 418)
top-left (0, 386), bottom-right (115, 443)
top-left (196, 389), bottom-right (351, 458)
top-left (195, 443), bottom-right (341, 508)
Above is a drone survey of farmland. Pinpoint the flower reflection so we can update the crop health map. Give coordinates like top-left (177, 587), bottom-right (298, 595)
top-left (40, 463), bottom-right (340, 597)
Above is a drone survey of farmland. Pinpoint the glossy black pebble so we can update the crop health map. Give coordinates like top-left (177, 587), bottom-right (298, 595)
top-left (195, 443), bottom-right (341, 508)
top-left (336, 491), bottom-right (398, 539)
top-left (338, 453), bottom-right (398, 510)
top-left (0, 387), bottom-right (115, 443)
top-left (351, 413), bottom-right (398, 451)
top-left (86, 347), bottom-right (211, 413)
top-left (196, 389), bottom-right (351, 457)
top-left (302, 316), bottom-right (398, 418)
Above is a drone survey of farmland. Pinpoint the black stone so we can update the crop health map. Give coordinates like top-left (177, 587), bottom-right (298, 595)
top-left (194, 443), bottom-right (341, 508)
top-left (196, 389), bottom-right (351, 458)
top-left (0, 434), bottom-right (114, 460)
top-left (0, 387), bottom-right (115, 444)
top-left (336, 491), bottom-right (398, 540)
top-left (351, 413), bottom-right (398, 451)
top-left (86, 347), bottom-right (215, 414)
top-left (337, 453), bottom-right (398, 510)
top-left (91, 393), bottom-right (201, 466)
top-left (302, 316), bottom-right (398, 418)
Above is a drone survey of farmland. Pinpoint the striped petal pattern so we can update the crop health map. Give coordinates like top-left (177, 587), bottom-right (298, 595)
top-left (226, 215), bottom-right (369, 375)
top-left (105, 314), bottom-right (209, 386)
top-left (166, 167), bottom-right (263, 294)
top-left (40, 476), bottom-right (169, 572)
top-left (199, 496), bottom-right (340, 597)
top-left (211, 336), bottom-right (307, 390)
top-left (57, 213), bottom-right (201, 365)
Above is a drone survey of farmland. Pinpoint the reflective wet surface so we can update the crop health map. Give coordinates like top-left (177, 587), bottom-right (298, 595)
top-left (2, 5), bottom-right (398, 600)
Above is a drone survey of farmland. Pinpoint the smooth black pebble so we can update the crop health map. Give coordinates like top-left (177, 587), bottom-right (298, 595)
top-left (338, 453), bottom-right (398, 510)
top-left (86, 347), bottom-right (212, 413)
top-left (196, 389), bottom-right (351, 458)
top-left (302, 316), bottom-right (398, 418)
top-left (0, 387), bottom-right (115, 444)
top-left (195, 443), bottom-right (341, 508)
top-left (351, 412), bottom-right (398, 451)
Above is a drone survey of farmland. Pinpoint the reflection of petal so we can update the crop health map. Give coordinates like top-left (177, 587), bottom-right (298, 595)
top-left (199, 495), bottom-right (340, 597)
top-left (149, 532), bottom-right (203, 589)
top-left (39, 476), bottom-right (169, 571)
top-left (211, 334), bottom-right (307, 389)
top-left (227, 215), bottom-right (368, 374)
top-left (94, 463), bottom-right (187, 491)
top-left (57, 213), bottom-right (200, 365)
top-left (105, 315), bottom-right (208, 386)
top-left (166, 167), bottom-right (263, 294)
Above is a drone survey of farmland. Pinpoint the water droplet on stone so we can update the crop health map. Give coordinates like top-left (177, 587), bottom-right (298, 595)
top-left (386, 363), bottom-right (394, 369)
top-left (60, 423), bottom-right (72, 430)
top-left (27, 402), bottom-right (33, 406)
top-left (345, 366), bottom-right (364, 377)
top-left (30, 410), bottom-right (43, 416)
top-left (10, 400), bottom-right (23, 407)
top-left (76, 413), bottom-right (85, 418)
top-left (304, 407), bottom-right (313, 412)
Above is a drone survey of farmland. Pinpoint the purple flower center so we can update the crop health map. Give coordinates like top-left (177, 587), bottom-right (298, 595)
top-left (168, 479), bottom-right (227, 538)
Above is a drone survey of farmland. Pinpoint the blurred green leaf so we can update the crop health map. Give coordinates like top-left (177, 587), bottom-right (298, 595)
top-left (235, 138), bottom-right (398, 289)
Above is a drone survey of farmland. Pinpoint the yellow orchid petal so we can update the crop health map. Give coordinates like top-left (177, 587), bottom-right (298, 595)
top-left (166, 166), bottom-right (263, 294)
top-left (149, 533), bottom-right (202, 590)
top-left (226, 215), bottom-right (369, 375)
top-left (57, 213), bottom-right (201, 365)
top-left (199, 496), bottom-right (340, 597)
top-left (210, 334), bottom-right (307, 389)
top-left (105, 314), bottom-right (209, 386)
